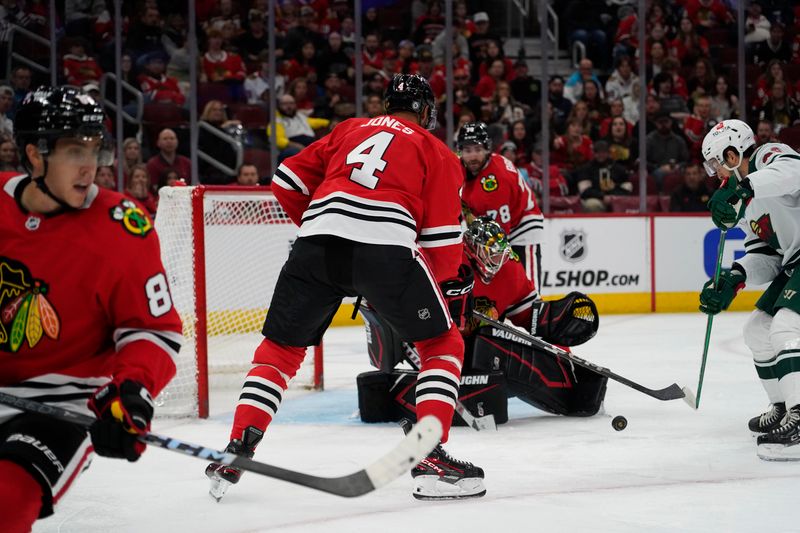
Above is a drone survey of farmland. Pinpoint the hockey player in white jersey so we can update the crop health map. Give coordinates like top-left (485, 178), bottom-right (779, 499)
top-left (698, 119), bottom-right (800, 461)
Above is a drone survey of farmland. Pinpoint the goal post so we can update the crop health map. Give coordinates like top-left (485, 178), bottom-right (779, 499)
top-left (154, 185), bottom-right (323, 418)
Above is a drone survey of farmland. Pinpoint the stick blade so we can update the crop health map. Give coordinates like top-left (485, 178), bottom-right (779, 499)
top-left (471, 414), bottom-right (497, 431)
top-left (682, 387), bottom-right (698, 410)
top-left (363, 415), bottom-right (442, 491)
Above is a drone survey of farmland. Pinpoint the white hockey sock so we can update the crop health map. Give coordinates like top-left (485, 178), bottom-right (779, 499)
top-left (769, 309), bottom-right (800, 408)
top-left (745, 310), bottom-right (784, 404)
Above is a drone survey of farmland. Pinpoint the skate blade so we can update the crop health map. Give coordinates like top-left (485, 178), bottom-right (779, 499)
top-left (412, 476), bottom-right (486, 500)
top-left (209, 477), bottom-right (233, 502)
top-left (757, 443), bottom-right (800, 462)
top-left (413, 489), bottom-right (487, 501)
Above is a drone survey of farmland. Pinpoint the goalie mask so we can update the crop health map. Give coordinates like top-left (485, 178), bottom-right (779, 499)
top-left (464, 216), bottom-right (512, 284)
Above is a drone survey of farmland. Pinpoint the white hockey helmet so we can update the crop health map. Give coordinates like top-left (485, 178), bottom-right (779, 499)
top-left (700, 119), bottom-right (755, 177)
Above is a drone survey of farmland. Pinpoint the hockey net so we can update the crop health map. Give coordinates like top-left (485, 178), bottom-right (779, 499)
top-left (154, 186), bottom-right (322, 418)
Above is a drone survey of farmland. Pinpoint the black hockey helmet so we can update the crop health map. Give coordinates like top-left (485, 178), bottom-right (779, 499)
top-left (464, 216), bottom-right (512, 283)
top-left (457, 121), bottom-right (490, 151)
top-left (15, 85), bottom-right (113, 172)
top-left (384, 74), bottom-right (437, 130)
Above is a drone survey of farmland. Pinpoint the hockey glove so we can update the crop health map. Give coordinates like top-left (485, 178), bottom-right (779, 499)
top-left (708, 178), bottom-right (753, 230)
top-left (532, 292), bottom-right (599, 347)
top-left (699, 265), bottom-right (746, 315)
top-left (440, 264), bottom-right (475, 329)
top-left (88, 380), bottom-right (154, 462)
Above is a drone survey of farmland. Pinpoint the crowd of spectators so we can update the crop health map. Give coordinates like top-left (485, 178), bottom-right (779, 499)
top-left (0, 0), bottom-right (799, 217)
top-left (548, 0), bottom-right (800, 212)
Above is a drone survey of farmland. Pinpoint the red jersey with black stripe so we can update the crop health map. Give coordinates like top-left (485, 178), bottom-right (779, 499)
top-left (271, 115), bottom-right (465, 282)
top-left (0, 173), bottom-right (182, 418)
top-left (461, 153), bottom-right (544, 247)
top-left (471, 252), bottom-right (538, 330)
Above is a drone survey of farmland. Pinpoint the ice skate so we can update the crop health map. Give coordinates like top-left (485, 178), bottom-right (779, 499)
top-left (400, 419), bottom-right (485, 500)
top-left (749, 402), bottom-right (786, 436)
top-left (757, 405), bottom-right (800, 461)
top-left (206, 426), bottom-right (263, 501)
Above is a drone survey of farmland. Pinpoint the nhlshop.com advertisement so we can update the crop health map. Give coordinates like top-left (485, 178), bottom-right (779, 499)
top-left (541, 217), bottom-right (652, 312)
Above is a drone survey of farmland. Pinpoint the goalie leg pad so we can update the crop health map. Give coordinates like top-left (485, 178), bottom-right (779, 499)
top-left (360, 304), bottom-right (408, 373)
top-left (532, 292), bottom-right (599, 347)
top-left (356, 370), bottom-right (508, 426)
top-left (471, 327), bottom-right (607, 416)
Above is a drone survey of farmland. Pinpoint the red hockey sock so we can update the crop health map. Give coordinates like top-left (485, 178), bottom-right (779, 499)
top-left (230, 338), bottom-right (306, 441)
top-left (414, 324), bottom-right (464, 443)
top-left (0, 460), bottom-right (43, 532)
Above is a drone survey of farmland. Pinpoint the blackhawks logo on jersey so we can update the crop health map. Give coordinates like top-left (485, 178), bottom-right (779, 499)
top-left (750, 213), bottom-right (779, 250)
top-left (0, 257), bottom-right (61, 353)
top-left (110, 199), bottom-right (153, 237)
top-left (481, 175), bottom-right (498, 192)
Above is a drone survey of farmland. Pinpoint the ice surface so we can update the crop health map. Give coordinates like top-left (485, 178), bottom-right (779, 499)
top-left (32, 313), bottom-right (800, 533)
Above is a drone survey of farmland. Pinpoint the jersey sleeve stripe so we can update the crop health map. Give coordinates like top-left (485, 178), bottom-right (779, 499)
top-left (509, 223), bottom-right (545, 243)
top-left (274, 163), bottom-right (310, 195)
top-left (418, 235), bottom-right (462, 248)
top-left (302, 207), bottom-right (418, 231)
top-left (749, 247), bottom-right (780, 256)
top-left (306, 192), bottom-right (415, 221)
top-left (113, 328), bottom-right (183, 360)
top-left (508, 220), bottom-right (544, 241)
top-left (504, 291), bottom-right (539, 317)
top-left (420, 225), bottom-right (462, 236)
top-left (418, 226), bottom-right (462, 248)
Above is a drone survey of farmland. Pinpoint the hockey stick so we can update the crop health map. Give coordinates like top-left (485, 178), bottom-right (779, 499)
top-left (472, 311), bottom-right (687, 401)
top-left (0, 391), bottom-right (442, 498)
top-left (401, 342), bottom-right (497, 432)
top-left (684, 229), bottom-right (728, 410)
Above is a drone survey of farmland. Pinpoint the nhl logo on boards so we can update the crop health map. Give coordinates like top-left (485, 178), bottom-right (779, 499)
top-left (560, 230), bottom-right (587, 263)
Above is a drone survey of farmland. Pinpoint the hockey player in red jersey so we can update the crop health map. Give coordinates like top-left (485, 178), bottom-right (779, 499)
top-left (462, 216), bottom-right (598, 347)
top-left (206, 74), bottom-right (484, 501)
top-left (459, 122), bottom-right (545, 286)
top-left (0, 87), bottom-right (182, 532)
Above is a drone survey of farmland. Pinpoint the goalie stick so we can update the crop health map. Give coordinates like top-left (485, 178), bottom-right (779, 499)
top-left (472, 311), bottom-right (687, 402)
top-left (0, 391), bottom-right (442, 498)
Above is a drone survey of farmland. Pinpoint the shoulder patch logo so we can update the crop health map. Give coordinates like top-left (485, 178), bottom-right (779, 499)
top-left (750, 213), bottom-right (779, 250)
top-left (0, 257), bottom-right (61, 352)
top-left (110, 199), bottom-right (153, 237)
top-left (481, 174), bottom-right (498, 192)
top-left (763, 146), bottom-right (782, 164)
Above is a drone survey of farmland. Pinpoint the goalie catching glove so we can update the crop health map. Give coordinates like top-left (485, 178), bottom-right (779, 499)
top-left (440, 264), bottom-right (475, 329)
top-left (531, 292), bottom-right (599, 347)
top-left (88, 379), bottom-right (155, 462)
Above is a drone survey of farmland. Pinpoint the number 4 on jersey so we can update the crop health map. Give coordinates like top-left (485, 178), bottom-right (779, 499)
top-left (346, 131), bottom-right (395, 189)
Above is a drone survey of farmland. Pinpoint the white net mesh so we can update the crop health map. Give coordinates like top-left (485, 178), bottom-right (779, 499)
top-left (154, 186), bottom-right (318, 417)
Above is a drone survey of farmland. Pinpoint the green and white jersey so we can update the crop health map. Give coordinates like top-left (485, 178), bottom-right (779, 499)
top-left (737, 143), bottom-right (800, 285)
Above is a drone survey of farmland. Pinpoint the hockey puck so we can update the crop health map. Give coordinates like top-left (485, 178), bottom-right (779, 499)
top-left (612, 416), bottom-right (627, 431)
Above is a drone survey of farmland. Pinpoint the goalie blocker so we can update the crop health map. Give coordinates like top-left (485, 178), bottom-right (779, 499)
top-left (359, 295), bottom-right (606, 421)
